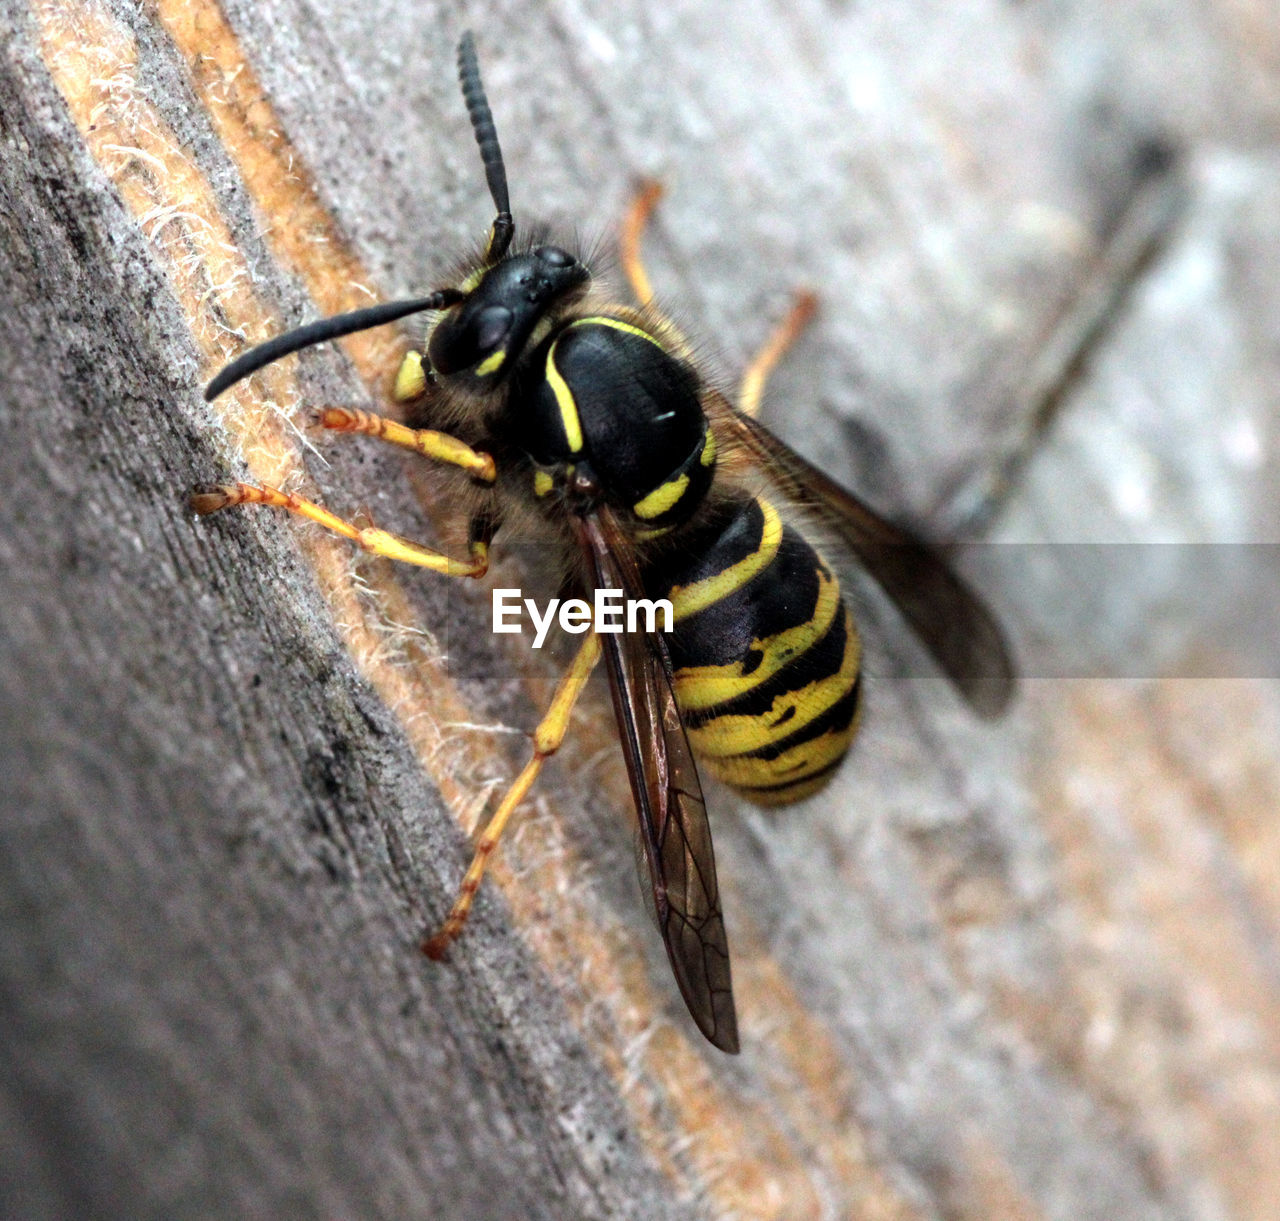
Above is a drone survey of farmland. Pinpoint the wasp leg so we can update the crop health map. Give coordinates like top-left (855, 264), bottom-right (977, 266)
top-left (190, 482), bottom-right (489, 577)
top-left (616, 178), bottom-right (701, 364)
top-left (315, 407), bottom-right (496, 485)
top-left (737, 289), bottom-right (818, 420)
top-left (619, 177), bottom-right (666, 306)
top-left (423, 632), bottom-right (603, 958)
top-left (621, 180), bottom-right (818, 419)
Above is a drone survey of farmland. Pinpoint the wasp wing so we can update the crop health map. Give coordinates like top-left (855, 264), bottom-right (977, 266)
top-left (705, 392), bottom-right (1015, 717)
top-left (576, 510), bottom-right (739, 1053)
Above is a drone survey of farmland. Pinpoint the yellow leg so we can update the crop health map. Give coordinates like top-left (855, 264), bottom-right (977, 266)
top-left (422, 632), bottom-right (603, 958)
top-left (737, 290), bottom-right (818, 419)
top-left (620, 181), bottom-right (816, 417)
top-left (316, 407), bottom-right (496, 484)
top-left (619, 177), bottom-right (665, 306)
top-left (190, 482), bottom-right (489, 577)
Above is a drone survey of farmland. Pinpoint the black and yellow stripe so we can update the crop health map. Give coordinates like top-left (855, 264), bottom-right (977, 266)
top-left (521, 306), bottom-right (860, 802)
top-left (655, 496), bottom-right (862, 805)
top-left (528, 312), bottom-right (714, 527)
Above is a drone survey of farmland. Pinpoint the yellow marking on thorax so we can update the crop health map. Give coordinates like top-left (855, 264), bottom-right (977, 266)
top-left (670, 500), bottom-right (784, 621)
top-left (701, 428), bottom-right (718, 466)
top-left (545, 341), bottom-right (584, 453)
top-left (533, 469), bottom-right (554, 497)
top-left (569, 315), bottom-right (664, 346)
top-left (633, 473), bottom-right (690, 520)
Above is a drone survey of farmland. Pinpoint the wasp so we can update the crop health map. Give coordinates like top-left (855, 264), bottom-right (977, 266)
top-left (193, 32), bottom-right (1014, 1054)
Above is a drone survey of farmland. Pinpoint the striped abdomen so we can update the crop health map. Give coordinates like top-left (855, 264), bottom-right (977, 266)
top-left (654, 497), bottom-right (863, 806)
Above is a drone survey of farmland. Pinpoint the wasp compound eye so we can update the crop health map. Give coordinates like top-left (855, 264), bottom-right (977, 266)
top-left (427, 251), bottom-right (591, 381)
top-left (473, 304), bottom-right (514, 349)
top-left (428, 303), bottom-right (513, 375)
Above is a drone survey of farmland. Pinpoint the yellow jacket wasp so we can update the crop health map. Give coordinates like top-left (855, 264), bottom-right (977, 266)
top-left (194, 32), bottom-right (1014, 1054)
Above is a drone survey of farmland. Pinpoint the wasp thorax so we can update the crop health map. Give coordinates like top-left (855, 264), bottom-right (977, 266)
top-left (428, 248), bottom-right (590, 379)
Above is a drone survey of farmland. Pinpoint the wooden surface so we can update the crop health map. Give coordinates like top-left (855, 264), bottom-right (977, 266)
top-left (3, 0), bottom-right (1279, 1217)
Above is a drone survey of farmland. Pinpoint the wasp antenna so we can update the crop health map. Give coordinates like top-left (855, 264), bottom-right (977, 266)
top-left (457, 31), bottom-right (514, 262)
top-left (205, 290), bottom-right (463, 400)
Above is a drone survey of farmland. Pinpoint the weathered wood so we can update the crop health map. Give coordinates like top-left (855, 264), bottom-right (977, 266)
top-left (3, 1), bottom-right (1279, 1218)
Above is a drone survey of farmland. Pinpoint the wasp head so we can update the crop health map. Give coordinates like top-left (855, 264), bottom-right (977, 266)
top-left (426, 247), bottom-right (590, 384)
